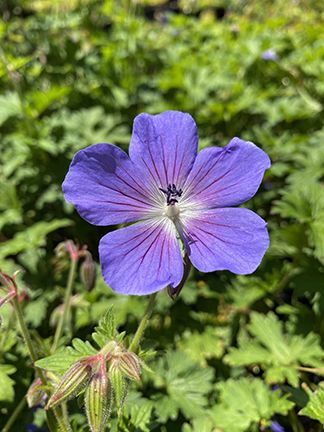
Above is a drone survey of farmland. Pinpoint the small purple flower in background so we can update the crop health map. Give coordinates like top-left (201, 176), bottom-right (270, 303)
top-left (63, 111), bottom-right (270, 295)
top-left (270, 420), bottom-right (285, 432)
top-left (261, 48), bottom-right (279, 61)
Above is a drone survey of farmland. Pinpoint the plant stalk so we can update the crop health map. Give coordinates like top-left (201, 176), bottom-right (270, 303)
top-left (12, 296), bottom-right (47, 383)
top-left (52, 257), bottom-right (78, 352)
top-left (12, 296), bottom-right (71, 432)
top-left (2, 396), bottom-right (26, 432)
top-left (129, 293), bottom-right (157, 353)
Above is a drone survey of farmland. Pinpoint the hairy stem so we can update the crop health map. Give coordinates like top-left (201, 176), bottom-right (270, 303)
top-left (52, 257), bottom-right (78, 352)
top-left (12, 296), bottom-right (71, 432)
top-left (129, 293), bottom-right (157, 353)
top-left (2, 396), bottom-right (26, 432)
top-left (12, 296), bottom-right (46, 383)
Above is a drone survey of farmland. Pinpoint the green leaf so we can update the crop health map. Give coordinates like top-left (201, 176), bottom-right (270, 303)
top-left (123, 392), bottom-right (153, 432)
top-left (24, 297), bottom-right (48, 327)
top-left (92, 307), bottom-right (117, 348)
top-left (182, 415), bottom-right (215, 432)
top-left (0, 220), bottom-right (72, 260)
top-left (35, 349), bottom-right (83, 374)
top-left (299, 383), bottom-right (324, 424)
top-left (272, 182), bottom-right (324, 263)
top-left (152, 351), bottom-right (214, 422)
top-left (225, 312), bottom-right (324, 387)
top-left (0, 180), bottom-right (22, 230)
top-left (211, 378), bottom-right (294, 432)
top-left (0, 364), bottom-right (16, 402)
top-left (71, 339), bottom-right (97, 357)
top-left (177, 326), bottom-right (229, 365)
top-left (0, 92), bottom-right (22, 125)
top-left (35, 339), bottom-right (96, 375)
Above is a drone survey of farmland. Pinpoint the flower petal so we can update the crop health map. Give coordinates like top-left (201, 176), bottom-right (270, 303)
top-left (62, 143), bottom-right (159, 226)
top-left (180, 208), bottom-right (269, 274)
top-left (99, 218), bottom-right (183, 295)
top-left (129, 111), bottom-right (198, 190)
top-left (181, 138), bottom-right (270, 208)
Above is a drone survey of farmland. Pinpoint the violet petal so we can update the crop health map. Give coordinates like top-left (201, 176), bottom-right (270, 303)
top-left (99, 218), bottom-right (183, 295)
top-left (129, 111), bottom-right (198, 190)
top-left (270, 421), bottom-right (285, 432)
top-left (62, 143), bottom-right (158, 226)
top-left (181, 137), bottom-right (270, 208)
top-left (180, 207), bottom-right (269, 274)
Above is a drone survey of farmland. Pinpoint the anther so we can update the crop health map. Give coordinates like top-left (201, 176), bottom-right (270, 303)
top-left (160, 183), bottom-right (182, 206)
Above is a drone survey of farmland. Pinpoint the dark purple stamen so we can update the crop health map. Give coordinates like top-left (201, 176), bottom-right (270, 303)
top-left (159, 183), bottom-right (183, 206)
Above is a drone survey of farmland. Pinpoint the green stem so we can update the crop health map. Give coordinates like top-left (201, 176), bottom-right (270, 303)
top-left (12, 296), bottom-right (47, 384)
top-left (288, 409), bottom-right (305, 432)
top-left (52, 258), bottom-right (78, 353)
top-left (298, 366), bottom-right (324, 375)
top-left (2, 396), bottom-right (26, 432)
top-left (12, 297), bottom-right (71, 432)
top-left (129, 293), bottom-right (157, 353)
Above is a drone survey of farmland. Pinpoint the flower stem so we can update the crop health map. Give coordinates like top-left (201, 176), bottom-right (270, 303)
top-left (129, 293), bottom-right (157, 353)
top-left (2, 396), bottom-right (26, 432)
top-left (12, 296), bottom-right (46, 383)
top-left (12, 297), bottom-right (71, 432)
top-left (52, 257), bottom-right (78, 353)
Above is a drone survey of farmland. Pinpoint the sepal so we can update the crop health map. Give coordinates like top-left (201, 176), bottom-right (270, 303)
top-left (85, 357), bottom-right (112, 432)
top-left (46, 360), bottom-right (92, 409)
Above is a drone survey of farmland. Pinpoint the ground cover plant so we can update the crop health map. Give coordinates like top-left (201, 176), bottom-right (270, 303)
top-left (0, 0), bottom-right (324, 431)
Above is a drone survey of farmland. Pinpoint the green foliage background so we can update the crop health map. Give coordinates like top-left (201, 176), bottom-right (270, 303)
top-left (0, 0), bottom-right (324, 431)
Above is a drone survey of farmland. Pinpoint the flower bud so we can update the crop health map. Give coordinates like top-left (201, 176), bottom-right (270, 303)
top-left (46, 361), bottom-right (92, 409)
top-left (0, 291), bottom-right (16, 308)
top-left (111, 352), bottom-right (141, 382)
top-left (26, 378), bottom-right (46, 408)
top-left (0, 271), bottom-right (17, 294)
top-left (80, 253), bottom-right (97, 291)
top-left (85, 360), bottom-right (111, 432)
top-left (109, 365), bottom-right (126, 410)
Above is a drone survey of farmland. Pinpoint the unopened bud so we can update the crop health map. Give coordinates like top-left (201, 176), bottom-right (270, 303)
top-left (80, 253), bottom-right (97, 291)
top-left (85, 359), bottom-right (111, 432)
top-left (26, 378), bottom-right (46, 408)
top-left (54, 242), bottom-right (68, 258)
top-left (0, 271), bottom-right (17, 294)
top-left (18, 288), bottom-right (29, 303)
top-left (55, 240), bottom-right (85, 262)
top-left (0, 291), bottom-right (16, 308)
top-left (109, 366), bottom-right (126, 410)
top-left (46, 361), bottom-right (92, 409)
top-left (111, 352), bottom-right (141, 381)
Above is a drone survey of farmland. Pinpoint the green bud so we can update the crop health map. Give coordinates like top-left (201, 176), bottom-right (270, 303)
top-left (85, 360), bottom-right (111, 432)
top-left (46, 361), bottom-right (92, 409)
top-left (80, 253), bottom-right (97, 291)
top-left (109, 365), bottom-right (126, 411)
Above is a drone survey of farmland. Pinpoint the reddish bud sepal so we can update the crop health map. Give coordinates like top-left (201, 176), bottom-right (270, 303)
top-left (80, 253), bottom-right (97, 291)
top-left (26, 378), bottom-right (47, 408)
top-left (111, 351), bottom-right (141, 382)
top-left (85, 357), bottom-right (111, 432)
top-left (0, 271), bottom-right (18, 308)
top-left (46, 360), bottom-right (92, 409)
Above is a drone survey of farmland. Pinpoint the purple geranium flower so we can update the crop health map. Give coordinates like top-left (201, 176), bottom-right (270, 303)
top-left (63, 111), bottom-right (270, 295)
top-left (270, 420), bottom-right (285, 432)
top-left (261, 48), bottom-right (278, 61)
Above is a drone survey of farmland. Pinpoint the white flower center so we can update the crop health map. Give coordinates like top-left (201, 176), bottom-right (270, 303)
top-left (159, 183), bottom-right (183, 220)
top-left (165, 203), bottom-right (180, 220)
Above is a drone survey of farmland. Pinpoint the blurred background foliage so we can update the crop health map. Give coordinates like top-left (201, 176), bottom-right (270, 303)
top-left (0, 0), bottom-right (324, 431)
